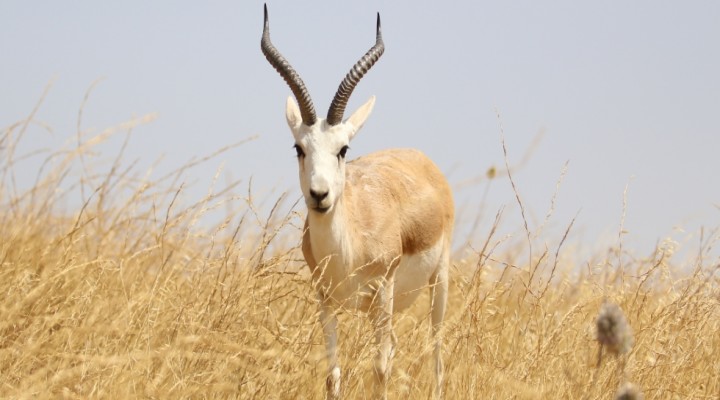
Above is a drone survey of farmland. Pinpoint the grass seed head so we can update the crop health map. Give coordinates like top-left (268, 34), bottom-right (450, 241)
top-left (596, 301), bottom-right (634, 355)
top-left (615, 382), bottom-right (644, 400)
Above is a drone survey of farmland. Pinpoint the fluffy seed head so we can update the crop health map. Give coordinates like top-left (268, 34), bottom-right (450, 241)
top-left (615, 382), bottom-right (644, 400)
top-left (596, 301), bottom-right (634, 355)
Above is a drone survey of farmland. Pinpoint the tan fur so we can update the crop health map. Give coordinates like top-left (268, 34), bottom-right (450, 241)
top-left (345, 148), bottom-right (453, 256)
top-left (302, 148), bottom-right (453, 310)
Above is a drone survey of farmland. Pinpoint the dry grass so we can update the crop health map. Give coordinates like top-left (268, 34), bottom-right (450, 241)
top-left (1, 92), bottom-right (718, 399)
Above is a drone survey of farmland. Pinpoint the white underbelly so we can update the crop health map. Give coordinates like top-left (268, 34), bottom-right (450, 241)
top-left (393, 237), bottom-right (445, 311)
top-left (315, 236), bottom-right (446, 313)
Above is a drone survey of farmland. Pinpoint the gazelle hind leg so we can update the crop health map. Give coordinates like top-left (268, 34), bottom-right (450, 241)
top-left (370, 277), bottom-right (394, 400)
top-left (430, 252), bottom-right (449, 399)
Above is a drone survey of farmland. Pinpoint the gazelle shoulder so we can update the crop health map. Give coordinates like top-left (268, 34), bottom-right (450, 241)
top-left (347, 148), bottom-right (451, 193)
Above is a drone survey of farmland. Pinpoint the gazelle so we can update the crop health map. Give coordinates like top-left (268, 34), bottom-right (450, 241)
top-left (261, 5), bottom-right (454, 399)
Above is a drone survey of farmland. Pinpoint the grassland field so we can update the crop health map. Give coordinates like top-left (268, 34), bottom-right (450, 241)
top-left (1, 94), bottom-right (718, 399)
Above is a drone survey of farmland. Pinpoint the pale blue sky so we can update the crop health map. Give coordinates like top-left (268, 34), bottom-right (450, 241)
top-left (2, 1), bottom-right (719, 262)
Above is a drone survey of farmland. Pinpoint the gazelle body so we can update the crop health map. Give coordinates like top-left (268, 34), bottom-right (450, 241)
top-left (261, 5), bottom-right (454, 399)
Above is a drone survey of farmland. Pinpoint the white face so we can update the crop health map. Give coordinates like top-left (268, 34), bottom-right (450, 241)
top-left (285, 96), bottom-right (375, 215)
top-left (292, 122), bottom-right (351, 213)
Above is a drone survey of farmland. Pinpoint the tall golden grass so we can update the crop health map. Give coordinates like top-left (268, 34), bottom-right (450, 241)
top-left (1, 89), bottom-right (718, 399)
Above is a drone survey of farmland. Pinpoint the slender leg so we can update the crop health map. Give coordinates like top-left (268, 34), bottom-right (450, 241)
top-left (370, 277), bottom-right (394, 400)
top-left (319, 295), bottom-right (340, 400)
top-left (430, 257), bottom-right (448, 400)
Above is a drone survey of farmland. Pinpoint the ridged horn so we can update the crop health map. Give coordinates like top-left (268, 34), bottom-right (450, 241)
top-left (326, 13), bottom-right (385, 126)
top-left (261, 4), bottom-right (317, 126)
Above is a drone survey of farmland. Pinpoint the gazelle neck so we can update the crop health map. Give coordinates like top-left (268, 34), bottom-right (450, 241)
top-left (306, 192), bottom-right (355, 267)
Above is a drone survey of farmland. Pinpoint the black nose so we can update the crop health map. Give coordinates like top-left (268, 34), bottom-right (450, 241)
top-left (309, 189), bottom-right (328, 202)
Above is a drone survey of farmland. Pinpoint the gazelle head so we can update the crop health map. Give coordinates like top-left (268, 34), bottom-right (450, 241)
top-left (261, 4), bottom-right (384, 214)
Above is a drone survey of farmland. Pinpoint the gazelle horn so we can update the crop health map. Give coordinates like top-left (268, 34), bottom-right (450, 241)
top-left (326, 13), bottom-right (385, 126)
top-left (261, 4), bottom-right (317, 126)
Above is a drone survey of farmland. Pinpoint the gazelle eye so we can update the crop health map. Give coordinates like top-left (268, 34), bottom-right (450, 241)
top-left (337, 145), bottom-right (349, 159)
top-left (293, 144), bottom-right (305, 158)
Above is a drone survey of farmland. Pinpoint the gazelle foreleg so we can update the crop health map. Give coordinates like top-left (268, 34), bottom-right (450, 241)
top-left (319, 295), bottom-right (341, 400)
top-left (370, 276), bottom-right (395, 400)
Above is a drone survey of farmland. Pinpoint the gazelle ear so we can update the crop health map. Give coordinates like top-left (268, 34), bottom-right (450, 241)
top-left (285, 96), bottom-right (302, 129)
top-left (346, 96), bottom-right (375, 138)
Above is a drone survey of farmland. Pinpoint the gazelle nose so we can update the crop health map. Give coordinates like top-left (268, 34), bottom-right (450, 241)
top-left (309, 189), bottom-right (328, 202)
